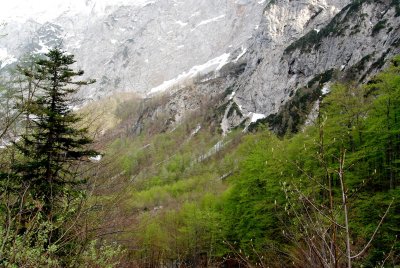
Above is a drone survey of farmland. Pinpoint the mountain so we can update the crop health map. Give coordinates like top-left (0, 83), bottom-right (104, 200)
top-left (0, 0), bottom-right (264, 99)
top-left (1, 1), bottom-right (400, 266)
top-left (129, 0), bottom-right (400, 135)
top-left (124, 0), bottom-right (400, 135)
top-left (1, 0), bottom-right (400, 134)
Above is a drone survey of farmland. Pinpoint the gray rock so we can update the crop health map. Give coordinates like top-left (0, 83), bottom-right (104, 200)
top-left (134, 0), bottom-right (400, 135)
top-left (2, 0), bottom-right (400, 136)
top-left (1, 0), bottom-right (265, 100)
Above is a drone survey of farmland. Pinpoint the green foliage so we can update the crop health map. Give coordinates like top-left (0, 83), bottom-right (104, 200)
top-left (284, 0), bottom-right (374, 54)
top-left (0, 219), bottom-right (124, 268)
top-left (64, 55), bottom-right (400, 266)
top-left (130, 195), bottom-right (222, 267)
top-left (0, 48), bottom-right (102, 266)
top-left (344, 53), bottom-right (373, 81)
top-left (249, 69), bottom-right (334, 135)
top-left (391, 0), bottom-right (400, 17)
top-left (80, 240), bottom-right (125, 268)
top-left (223, 86), bottom-right (234, 99)
top-left (351, 190), bottom-right (400, 266)
top-left (372, 19), bottom-right (387, 36)
top-left (219, 56), bottom-right (400, 266)
top-left (221, 132), bottom-right (288, 259)
top-left (0, 217), bottom-right (60, 267)
top-left (265, 0), bottom-right (276, 9)
top-left (227, 102), bottom-right (242, 118)
top-left (362, 56), bottom-right (400, 190)
top-left (9, 48), bottom-right (97, 213)
top-left (284, 3), bottom-right (353, 53)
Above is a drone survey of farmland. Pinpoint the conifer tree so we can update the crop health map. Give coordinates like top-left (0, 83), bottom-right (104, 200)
top-left (12, 48), bottom-right (97, 216)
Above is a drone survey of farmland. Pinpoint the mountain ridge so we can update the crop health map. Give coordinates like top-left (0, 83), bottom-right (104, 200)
top-left (129, 0), bottom-right (400, 136)
top-left (0, 0), bottom-right (265, 99)
top-left (1, 0), bottom-right (399, 135)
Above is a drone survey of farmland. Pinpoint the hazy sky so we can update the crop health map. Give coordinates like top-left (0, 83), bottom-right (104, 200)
top-left (0, 0), bottom-right (152, 23)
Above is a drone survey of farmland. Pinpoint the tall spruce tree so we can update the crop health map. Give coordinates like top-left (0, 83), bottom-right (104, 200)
top-left (12, 48), bottom-right (97, 216)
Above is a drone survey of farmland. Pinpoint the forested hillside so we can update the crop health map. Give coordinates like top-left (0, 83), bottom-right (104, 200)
top-left (20, 55), bottom-right (396, 267)
top-left (0, 21), bottom-right (400, 268)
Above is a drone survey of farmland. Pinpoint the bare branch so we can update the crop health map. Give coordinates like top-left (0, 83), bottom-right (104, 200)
top-left (351, 198), bottom-right (394, 259)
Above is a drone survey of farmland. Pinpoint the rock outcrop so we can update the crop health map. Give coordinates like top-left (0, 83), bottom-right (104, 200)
top-left (0, 0), bottom-right (265, 99)
top-left (136, 0), bottom-right (400, 135)
top-left (1, 0), bottom-right (400, 135)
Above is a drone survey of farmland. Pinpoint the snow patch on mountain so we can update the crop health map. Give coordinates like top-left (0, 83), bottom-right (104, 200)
top-left (35, 41), bottom-right (51, 54)
top-left (233, 46), bottom-right (247, 63)
top-left (191, 15), bottom-right (226, 31)
top-left (1, 0), bottom-right (267, 97)
top-left (0, 48), bottom-right (17, 69)
top-left (228, 91), bottom-right (236, 100)
top-left (322, 83), bottom-right (331, 95)
top-left (148, 53), bottom-right (230, 95)
top-left (249, 113), bottom-right (266, 123)
top-left (175, 20), bottom-right (188, 27)
top-left (197, 15), bottom-right (225, 27)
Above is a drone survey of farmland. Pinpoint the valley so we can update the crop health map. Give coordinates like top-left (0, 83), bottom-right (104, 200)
top-left (0, 0), bottom-right (400, 267)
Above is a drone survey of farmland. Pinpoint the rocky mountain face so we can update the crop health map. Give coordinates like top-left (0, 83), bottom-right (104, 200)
top-left (231, 0), bottom-right (400, 134)
top-left (133, 0), bottom-right (400, 135)
top-left (0, 0), bottom-right (264, 99)
top-left (1, 0), bottom-right (400, 135)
